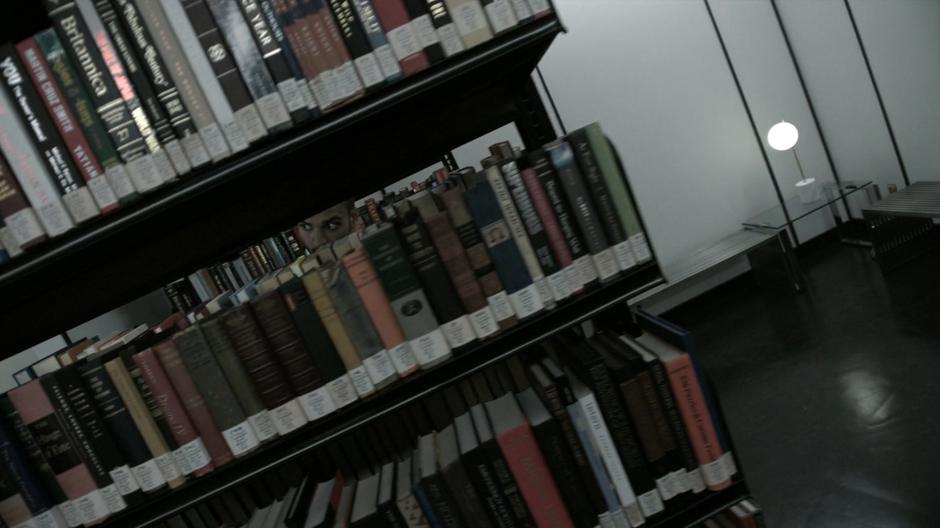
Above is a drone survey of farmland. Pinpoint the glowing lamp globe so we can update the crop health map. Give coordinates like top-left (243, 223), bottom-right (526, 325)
top-left (767, 121), bottom-right (799, 151)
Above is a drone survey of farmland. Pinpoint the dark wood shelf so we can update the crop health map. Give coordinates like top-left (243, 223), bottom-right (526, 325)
top-left (0, 16), bottom-right (564, 354)
top-left (101, 261), bottom-right (663, 527)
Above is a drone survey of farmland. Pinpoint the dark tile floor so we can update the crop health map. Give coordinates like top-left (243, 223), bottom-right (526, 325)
top-left (664, 237), bottom-right (940, 527)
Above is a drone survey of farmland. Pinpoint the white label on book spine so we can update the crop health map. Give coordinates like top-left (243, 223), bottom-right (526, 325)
top-left (411, 329), bottom-right (452, 367)
top-left (221, 120), bottom-right (249, 154)
top-left (440, 315), bottom-right (476, 349)
top-left (453, 3), bottom-right (489, 37)
top-left (298, 386), bottom-right (336, 421)
top-left (701, 458), bottom-right (729, 487)
top-left (0, 227), bottom-right (22, 257)
top-left (180, 132), bottom-right (211, 168)
top-left (527, 0), bottom-right (551, 14)
top-left (655, 474), bottom-right (673, 501)
top-left (109, 465), bottom-right (139, 495)
top-left (309, 77), bottom-right (332, 109)
top-left (58, 501), bottom-right (80, 528)
top-left (630, 232), bottom-right (652, 262)
top-left (348, 365), bottom-right (376, 397)
top-left (100, 483), bottom-right (125, 513)
top-left (86, 175), bottom-right (118, 211)
top-left (364, 349), bottom-right (398, 386)
top-left (672, 468), bottom-right (690, 493)
top-left (547, 269), bottom-right (572, 302)
top-left (387, 23), bottom-right (422, 61)
top-left (687, 468), bottom-right (706, 493)
top-left (327, 375), bottom-right (358, 408)
top-left (199, 123), bottom-right (230, 162)
top-left (575, 254), bottom-right (599, 286)
top-left (270, 398), bottom-right (307, 435)
top-left (437, 23), bottom-right (464, 56)
top-left (277, 79), bottom-right (307, 113)
top-left (637, 489), bottom-right (664, 518)
top-left (5, 208), bottom-right (44, 246)
top-left (172, 447), bottom-right (192, 476)
top-left (72, 489), bottom-right (109, 524)
top-left (33, 508), bottom-right (66, 528)
top-left (389, 342), bottom-right (418, 376)
top-left (182, 437), bottom-right (212, 470)
top-left (375, 44), bottom-right (401, 79)
top-left (126, 154), bottom-right (162, 193)
top-left (154, 452), bottom-right (180, 483)
top-left (469, 305), bottom-right (499, 339)
top-left (487, 290), bottom-right (515, 322)
top-left (534, 276), bottom-right (554, 307)
top-left (131, 458), bottom-right (165, 492)
top-left (234, 104), bottom-right (268, 144)
top-left (163, 139), bottom-right (190, 176)
top-left (104, 164), bottom-right (134, 199)
top-left (592, 248), bottom-right (620, 281)
top-left (509, 283), bottom-right (544, 319)
top-left (509, 0), bottom-right (533, 19)
top-left (248, 411), bottom-right (278, 442)
top-left (354, 52), bottom-right (385, 89)
top-left (150, 148), bottom-right (177, 183)
top-left (297, 80), bottom-right (317, 111)
top-left (485, 0), bottom-right (517, 33)
top-left (61, 187), bottom-right (99, 224)
top-left (563, 264), bottom-right (583, 293)
top-left (597, 511), bottom-right (615, 528)
top-left (624, 503), bottom-right (645, 528)
top-left (411, 15), bottom-right (440, 48)
top-left (721, 451), bottom-right (737, 476)
top-left (337, 62), bottom-right (363, 98)
top-left (256, 92), bottom-right (291, 130)
top-left (612, 240), bottom-right (637, 271)
top-left (222, 421), bottom-right (260, 457)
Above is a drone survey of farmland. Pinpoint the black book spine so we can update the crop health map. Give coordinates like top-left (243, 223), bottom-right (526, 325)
top-left (0, 397), bottom-right (68, 506)
top-left (459, 446), bottom-right (517, 528)
top-left (646, 358), bottom-right (698, 476)
top-left (420, 0), bottom-right (465, 57)
top-left (401, 0), bottom-right (445, 63)
top-left (421, 474), bottom-right (464, 528)
top-left (327, 0), bottom-right (386, 91)
top-left (479, 438), bottom-right (532, 526)
top-left (117, 349), bottom-right (182, 455)
top-left (208, 265), bottom-right (233, 292)
top-left (237, 0), bottom-right (312, 122)
top-left (259, 0), bottom-right (318, 110)
top-left (529, 149), bottom-right (588, 261)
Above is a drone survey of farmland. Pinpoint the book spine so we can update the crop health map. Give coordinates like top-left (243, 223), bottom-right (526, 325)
top-left (76, 0), bottom-right (179, 186)
top-left (327, 0), bottom-right (387, 91)
top-left (159, 0), bottom-right (249, 157)
top-left (0, 46), bottom-right (98, 225)
top-left (507, 0), bottom-right (532, 22)
top-left (0, 470), bottom-right (34, 528)
top-left (568, 128), bottom-right (637, 272)
top-left (205, 0), bottom-right (293, 132)
top-left (664, 355), bottom-right (730, 491)
top-left (418, 0), bottom-right (465, 57)
top-left (503, 160), bottom-right (574, 302)
top-left (584, 123), bottom-right (652, 263)
top-left (647, 358), bottom-right (701, 494)
top-left (0, 153), bottom-right (46, 249)
top-left (134, 349), bottom-right (214, 477)
top-left (0, 79), bottom-right (75, 238)
top-left (0, 418), bottom-right (67, 528)
top-left (199, 318), bottom-right (280, 442)
top-left (282, 0), bottom-right (335, 109)
top-left (480, 0), bottom-right (518, 34)
top-left (441, 0), bottom-right (492, 48)
top-left (103, 358), bottom-right (185, 489)
top-left (237, 0), bottom-right (313, 122)
top-left (545, 140), bottom-right (619, 283)
top-left (178, 0), bottom-right (268, 147)
top-left (520, 165), bottom-right (580, 296)
top-left (44, 0), bottom-right (149, 198)
top-left (17, 38), bottom-right (119, 214)
top-left (54, 366), bottom-right (143, 502)
top-left (418, 209), bottom-right (499, 340)
top-left (317, 0), bottom-right (368, 101)
top-left (93, 0), bottom-right (190, 180)
top-left (463, 181), bottom-right (543, 320)
top-left (219, 304), bottom-right (308, 436)
top-left (250, 291), bottom-right (341, 421)
top-left (525, 0), bottom-right (551, 17)
top-left (77, 360), bottom-right (171, 494)
top-left (305, 0), bottom-right (350, 107)
top-left (129, 4), bottom-right (218, 169)
top-left (259, 0), bottom-right (320, 111)
top-left (419, 474), bottom-right (463, 527)
top-left (350, 0), bottom-right (403, 82)
top-left (529, 148), bottom-right (593, 289)
top-left (342, 248), bottom-right (420, 377)
top-left (372, 0), bottom-right (431, 76)
top-left (173, 328), bottom-right (263, 459)
top-left (38, 375), bottom-right (128, 514)
top-left (469, 407), bottom-right (531, 526)
top-left (6, 382), bottom-right (110, 525)
top-left (398, 212), bottom-right (478, 350)
top-left (440, 187), bottom-right (516, 329)
top-left (401, 0), bottom-right (445, 64)
top-left (454, 440), bottom-right (514, 526)
top-left (152, 340), bottom-right (234, 468)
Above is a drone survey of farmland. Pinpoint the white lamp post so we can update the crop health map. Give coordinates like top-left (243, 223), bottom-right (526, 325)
top-left (767, 121), bottom-right (817, 204)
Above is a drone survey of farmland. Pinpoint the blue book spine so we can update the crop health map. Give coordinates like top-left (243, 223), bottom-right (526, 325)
top-left (351, 0), bottom-right (404, 82)
top-left (0, 415), bottom-right (61, 521)
top-left (411, 481), bottom-right (443, 528)
top-left (567, 402), bottom-right (621, 515)
top-left (463, 182), bottom-right (532, 294)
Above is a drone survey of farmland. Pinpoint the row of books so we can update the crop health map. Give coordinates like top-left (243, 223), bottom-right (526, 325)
top-left (0, 309), bottom-right (745, 528)
top-left (0, 0), bottom-right (554, 264)
top-left (695, 499), bottom-right (766, 528)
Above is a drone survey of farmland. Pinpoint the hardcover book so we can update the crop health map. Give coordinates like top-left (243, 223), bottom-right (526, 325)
top-left (480, 0), bottom-right (517, 34)
top-left (0, 153), bottom-right (46, 249)
top-left (350, 0), bottom-right (404, 82)
top-left (435, 425), bottom-right (494, 528)
top-left (372, 0), bottom-right (431, 76)
top-left (415, 433), bottom-right (463, 527)
top-left (258, 0), bottom-right (321, 113)
top-left (452, 412), bottom-right (516, 528)
top-left (276, 0), bottom-right (336, 110)
top-left (441, 0), bottom-right (492, 48)
top-left (0, 416), bottom-right (68, 528)
top-left (415, 0), bottom-right (465, 57)
top-left (316, 0), bottom-right (368, 102)
top-left (400, 0), bottom-right (446, 64)
top-left (327, 0), bottom-right (388, 91)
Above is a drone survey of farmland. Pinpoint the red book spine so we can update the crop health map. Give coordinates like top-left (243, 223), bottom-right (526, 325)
top-left (496, 423), bottom-right (574, 528)
top-left (134, 348), bottom-right (214, 477)
top-left (342, 248), bottom-right (408, 351)
top-left (521, 166), bottom-right (573, 269)
top-left (276, 0), bottom-right (320, 80)
top-left (372, 0), bottom-right (430, 75)
top-left (664, 353), bottom-right (729, 491)
top-left (423, 211), bottom-right (489, 313)
top-left (152, 340), bottom-right (234, 469)
top-left (15, 37), bottom-right (118, 214)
